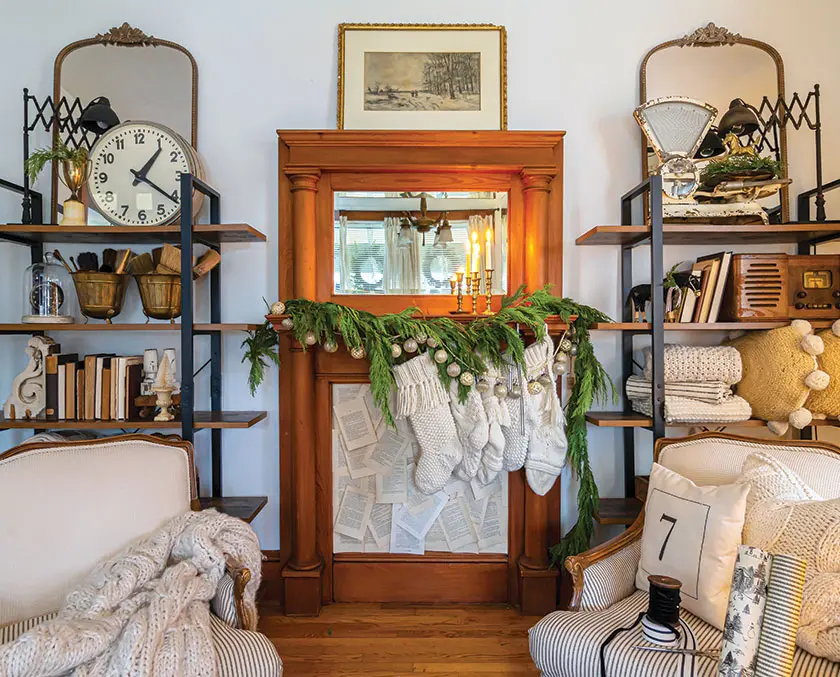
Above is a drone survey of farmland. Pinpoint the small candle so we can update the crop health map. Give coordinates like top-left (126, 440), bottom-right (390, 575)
top-left (471, 231), bottom-right (480, 273)
top-left (464, 240), bottom-right (471, 275)
top-left (485, 229), bottom-right (493, 269)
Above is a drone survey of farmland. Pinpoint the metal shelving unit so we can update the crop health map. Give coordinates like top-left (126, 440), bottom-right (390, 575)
top-left (0, 174), bottom-right (268, 522)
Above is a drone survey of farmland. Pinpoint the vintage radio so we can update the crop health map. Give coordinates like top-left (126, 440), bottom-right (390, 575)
top-left (723, 254), bottom-right (840, 321)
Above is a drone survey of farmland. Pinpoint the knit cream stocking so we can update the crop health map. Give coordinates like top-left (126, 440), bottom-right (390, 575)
top-left (394, 353), bottom-right (464, 495)
top-left (450, 381), bottom-right (489, 481)
top-left (477, 363), bottom-right (508, 486)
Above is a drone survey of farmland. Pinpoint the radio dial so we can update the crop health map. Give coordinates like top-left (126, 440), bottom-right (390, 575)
top-left (795, 302), bottom-right (806, 310)
top-left (833, 291), bottom-right (840, 298)
top-left (796, 291), bottom-right (807, 299)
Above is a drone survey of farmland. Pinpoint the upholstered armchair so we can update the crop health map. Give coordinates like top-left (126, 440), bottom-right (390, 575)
top-left (529, 432), bottom-right (840, 677)
top-left (0, 434), bottom-right (282, 676)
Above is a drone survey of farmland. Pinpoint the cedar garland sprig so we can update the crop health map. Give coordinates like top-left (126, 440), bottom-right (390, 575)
top-left (244, 285), bottom-right (616, 558)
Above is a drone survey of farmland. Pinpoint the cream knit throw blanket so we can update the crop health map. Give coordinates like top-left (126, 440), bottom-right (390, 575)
top-left (0, 509), bottom-right (262, 677)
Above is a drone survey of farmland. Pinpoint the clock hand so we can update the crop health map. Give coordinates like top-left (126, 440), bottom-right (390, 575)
top-left (130, 169), bottom-right (179, 204)
top-left (131, 139), bottom-right (163, 186)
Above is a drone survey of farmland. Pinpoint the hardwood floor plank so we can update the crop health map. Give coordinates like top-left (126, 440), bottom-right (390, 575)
top-left (261, 603), bottom-right (541, 676)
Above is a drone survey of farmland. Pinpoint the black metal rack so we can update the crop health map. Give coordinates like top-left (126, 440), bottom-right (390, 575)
top-left (0, 174), bottom-right (267, 520)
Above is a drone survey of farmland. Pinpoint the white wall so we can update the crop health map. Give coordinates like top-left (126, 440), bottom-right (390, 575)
top-left (1, 0), bottom-right (838, 550)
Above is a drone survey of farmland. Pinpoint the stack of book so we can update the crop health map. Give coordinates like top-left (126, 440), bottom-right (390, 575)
top-left (44, 353), bottom-right (145, 421)
top-left (675, 251), bottom-right (733, 323)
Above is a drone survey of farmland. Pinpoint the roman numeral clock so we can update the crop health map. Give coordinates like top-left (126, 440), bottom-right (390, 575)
top-left (87, 121), bottom-right (203, 226)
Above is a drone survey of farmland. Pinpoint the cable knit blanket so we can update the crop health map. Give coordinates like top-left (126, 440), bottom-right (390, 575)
top-left (0, 509), bottom-right (261, 677)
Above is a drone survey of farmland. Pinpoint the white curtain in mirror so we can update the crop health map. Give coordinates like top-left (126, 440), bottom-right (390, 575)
top-left (337, 215), bottom-right (352, 293)
top-left (384, 217), bottom-right (421, 294)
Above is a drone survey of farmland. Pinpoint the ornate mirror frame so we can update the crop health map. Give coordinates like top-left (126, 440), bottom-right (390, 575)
top-left (274, 130), bottom-right (565, 616)
top-left (50, 23), bottom-right (198, 223)
top-left (639, 23), bottom-right (790, 222)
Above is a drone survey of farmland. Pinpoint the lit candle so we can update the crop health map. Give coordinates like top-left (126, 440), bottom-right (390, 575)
top-left (471, 231), bottom-right (480, 273)
top-left (485, 229), bottom-right (493, 269)
top-left (464, 240), bottom-right (471, 276)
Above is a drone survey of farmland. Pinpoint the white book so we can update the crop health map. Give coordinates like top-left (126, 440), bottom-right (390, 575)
top-left (707, 252), bottom-right (733, 323)
top-left (57, 365), bottom-right (66, 419)
top-left (94, 356), bottom-right (105, 419)
top-left (116, 356), bottom-right (143, 420)
top-left (679, 267), bottom-right (701, 323)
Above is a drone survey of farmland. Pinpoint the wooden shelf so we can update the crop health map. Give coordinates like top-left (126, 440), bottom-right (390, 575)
top-left (0, 323), bottom-right (258, 334)
top-left (591, 321), bottom-right (836, 332)
top-left (0, 224), bottom-right (266, 245)
top-left (586, 411), bottom-right (836, 429)
top-left (595, 497), bottom-right (643, 525)
top-left (576, 223), bottom-right (840, 247)
top-left (199, 496), bottom-right (267, 523)
top-left (0, 411), bottom-right (267, 430)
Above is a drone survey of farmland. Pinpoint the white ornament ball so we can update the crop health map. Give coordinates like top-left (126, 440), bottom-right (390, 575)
top-left (304, 331), bottom-right (317, 346)
top-left (555, 353), bottom-right (569, 367)
top-left (350, 346), bottom-right (366, 360)
top-left (404, 338), bottom-right (419, 353)
top-left (459, 372), bottom-right (475, 387)
top-left (527, 380), bottom-right (544, 395)
top-left (270, 300), bottom-right (286, 315)
top-left (446, 362), bottom-right (462, 377)
top-left (414, 333), bottom-right (427, 344)
top-left (833, 319), bottom-right (840, 338)
top-left (801, 334), bottom-right (824, 356)
top-left (806, 369), bottom-right (831, 391)
top-left (476, 379), bottom-right (491, 393)
top-left (426, 337), bottom-right (439, 348)
top-left (324, 341), bottom-right (339, 353)
top-left (789, 407), bottom-right (813, 429)
top-left (509, 384), bottom-right (523, 399)
top-left (391, 343), bottom-right (403, 359)
top-left (552, 361), bottom-right (568, 376)
top-left (280, 317), bottom-right (294, 330)
top-left (434, 349), bottom-right (448, 364)
top-left (494, 383), bottom-right (509, 399)
top-left (537, 373), bottom-right (554, 388)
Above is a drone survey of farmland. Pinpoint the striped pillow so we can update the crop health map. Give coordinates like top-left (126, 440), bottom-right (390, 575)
top-left (0, 612), bottom-right (57, 644)
top-left (212, 573), bottom-right (240, 628)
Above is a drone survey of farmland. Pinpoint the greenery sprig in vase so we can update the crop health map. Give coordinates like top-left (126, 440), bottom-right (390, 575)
top-left (25, 140), bottom-right (90, 226)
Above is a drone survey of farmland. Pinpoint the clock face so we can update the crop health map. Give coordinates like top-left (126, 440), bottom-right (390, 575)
top-left (88, 122), bottom-right (193, 226)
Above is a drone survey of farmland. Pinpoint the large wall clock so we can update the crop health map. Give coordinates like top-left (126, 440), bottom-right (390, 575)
top-left (87, 121), bottom-right (203, 226)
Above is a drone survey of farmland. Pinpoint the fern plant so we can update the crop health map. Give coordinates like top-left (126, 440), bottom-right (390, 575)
top-left (25, 141), bottom-right (89, 185)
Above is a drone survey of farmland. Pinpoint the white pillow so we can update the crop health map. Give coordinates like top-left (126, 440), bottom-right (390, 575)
top-left (636, 463), bottom-right (749, 630)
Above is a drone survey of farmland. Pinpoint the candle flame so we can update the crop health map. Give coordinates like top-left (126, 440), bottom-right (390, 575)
top-left (471, 230), bottom-right (479, 243)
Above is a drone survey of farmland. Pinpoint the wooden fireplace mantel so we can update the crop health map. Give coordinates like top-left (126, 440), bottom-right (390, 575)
top-left (275, 130), bottom-right (565, 616)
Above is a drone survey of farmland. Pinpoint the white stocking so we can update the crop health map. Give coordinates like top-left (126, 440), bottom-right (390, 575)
top-left (394, 353), bottom-right (464, 495)
top-left (524, 332), bottom-right (568, 496)
top-left (477, 363), bottom-right (509, 486)
top-left (450, 381), bottom-right (489, 481)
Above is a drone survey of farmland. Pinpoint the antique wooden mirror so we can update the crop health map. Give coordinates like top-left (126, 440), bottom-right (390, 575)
top-left (640, 23), bottom-right (789, 222)
top-left (273, 130), bottom-right (565, 616)
top-left (50, 23), bottom-right (198, 223)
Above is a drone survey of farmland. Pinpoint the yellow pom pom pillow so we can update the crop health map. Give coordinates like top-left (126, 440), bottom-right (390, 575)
top-left (807, 320), bottom-right (840, 419)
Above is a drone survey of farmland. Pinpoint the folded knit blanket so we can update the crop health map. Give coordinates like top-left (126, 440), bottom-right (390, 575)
top-left (0, 509), bottom-right (262, 677)
top-left (625, 375), bottom-right (733, 404)
top-left (643, 345), bottom-right (742, 385)
top-left (630, 393), bottom-right (752, 424)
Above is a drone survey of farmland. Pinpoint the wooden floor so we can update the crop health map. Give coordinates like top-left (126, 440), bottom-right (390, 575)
top-left (260, 603), bottom-right (543, 676)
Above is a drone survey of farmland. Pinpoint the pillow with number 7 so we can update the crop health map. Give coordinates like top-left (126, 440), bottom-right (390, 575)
top-left (636, 462), bottom-right (749, 630)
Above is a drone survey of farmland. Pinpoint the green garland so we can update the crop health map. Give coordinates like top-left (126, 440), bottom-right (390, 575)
top-left (243, 285), bottom-right (615, 561)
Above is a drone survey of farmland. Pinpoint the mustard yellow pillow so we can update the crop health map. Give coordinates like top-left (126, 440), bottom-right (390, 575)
top-left (808, 320), bottom-right (840, 419)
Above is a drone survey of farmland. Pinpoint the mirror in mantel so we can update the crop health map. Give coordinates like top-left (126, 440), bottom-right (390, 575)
top-left (52, 25), bottom-right (197, 223)
top-left (334, 191), bottom-right (508, 295)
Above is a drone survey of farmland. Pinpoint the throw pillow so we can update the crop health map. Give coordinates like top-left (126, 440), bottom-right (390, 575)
top-left (636, 463), bottom-right (749, 630)
top-left (808, 320), bottom-right (840, 418)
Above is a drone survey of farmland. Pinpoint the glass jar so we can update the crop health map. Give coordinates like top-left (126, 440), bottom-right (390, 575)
top-left (21, 252), bottom-right (77, 323)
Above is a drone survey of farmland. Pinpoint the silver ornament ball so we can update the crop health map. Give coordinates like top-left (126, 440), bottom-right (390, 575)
top-left (433, 349), bottom-right (448, 364)
top-left (552, 361), bottom-right (568, 376)
top-left (414, 333), bottom-right (427, 344)
top-left (280, 317), bottom-right (294, 331)
top-left (403, 338), bottom-right (419, 353)
top-left (446, 362), bottom-right (462, 378)
top-left (509, 384), bottom-right (523, 399)
top-left (569, 344), bottom-right (578, 356)
top-left (350, 346), bottom-right (366, 360)
top-left (324, 341), bottom-right (339, 353)
top-left (270, 300), bottom-right (286, 315)
top-left (426, 337), bottom-right (438, 348)
top-left (555, 352), bottom-right (569, 367)
top-left (537, 373), bottom-right (554, 388)
top-left (391, 343), bottom-right (403, 359)
top-left (527, 380), bottom-right (544, 395)
top-left (559, 338), bottom-right (573, 352)
top-left (494, 383), bottom-right (509, 399)
top-left (304, 331), bottom-right (317, 346)
top-left (476, 379), bottom-right (491, 393)
top-left (459, 372), bottom-right (475, 387)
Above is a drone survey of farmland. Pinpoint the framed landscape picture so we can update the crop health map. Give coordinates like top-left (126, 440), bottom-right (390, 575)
top-left (337, 24), bottom-right (507, 130)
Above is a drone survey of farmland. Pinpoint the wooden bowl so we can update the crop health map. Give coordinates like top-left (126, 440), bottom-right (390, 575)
top-left (71, 272), bottom-right (129, 323)
top-left (134, 273), bottom-right (182, 322)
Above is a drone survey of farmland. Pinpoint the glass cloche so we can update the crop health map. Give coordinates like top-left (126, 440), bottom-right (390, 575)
top-left (22, 252), bottom-right (76, 323)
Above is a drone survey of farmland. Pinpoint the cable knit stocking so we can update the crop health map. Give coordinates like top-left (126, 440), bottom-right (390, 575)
top-left (450, 381), bottom-right (489, 481)
top-left (524, 332), bottom-right (568, 495)
top-left (394, 353), bottom-right (464, 494)
top-left (501, 378), bottom-right (535, 472)
top-left (476, 363), bottom-right (509, 486)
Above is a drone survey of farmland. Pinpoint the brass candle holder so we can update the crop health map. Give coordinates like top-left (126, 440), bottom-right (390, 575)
top-left (450, 272), bottom-right (467, 314)
top-left (471, 271), bottom-right (481, 314)
top-left (483, 269), bottom-right (494, 314)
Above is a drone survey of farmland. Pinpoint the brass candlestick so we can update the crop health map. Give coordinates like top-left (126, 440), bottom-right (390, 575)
top-left (450, 272), bottom-right (467, 314)
top-left (471, 271), bottom-right (481, 314)
top-left (483, 269), bottom-right (494, 314)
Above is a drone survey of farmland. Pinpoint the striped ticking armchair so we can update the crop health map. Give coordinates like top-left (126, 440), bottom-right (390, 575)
top-left (529, 432), bottom-right (840, 677)
top-left (0, 434), bottom-right (282, 676)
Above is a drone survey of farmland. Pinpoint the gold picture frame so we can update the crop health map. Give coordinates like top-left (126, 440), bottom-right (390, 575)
top-left (337, 23), bottom-right (507, 130)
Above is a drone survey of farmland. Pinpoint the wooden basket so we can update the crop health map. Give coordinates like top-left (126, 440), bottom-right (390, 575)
top-left (134, 273), bottom-right (182, 322)
top-left (71, 272), bottom-right (129, 323)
